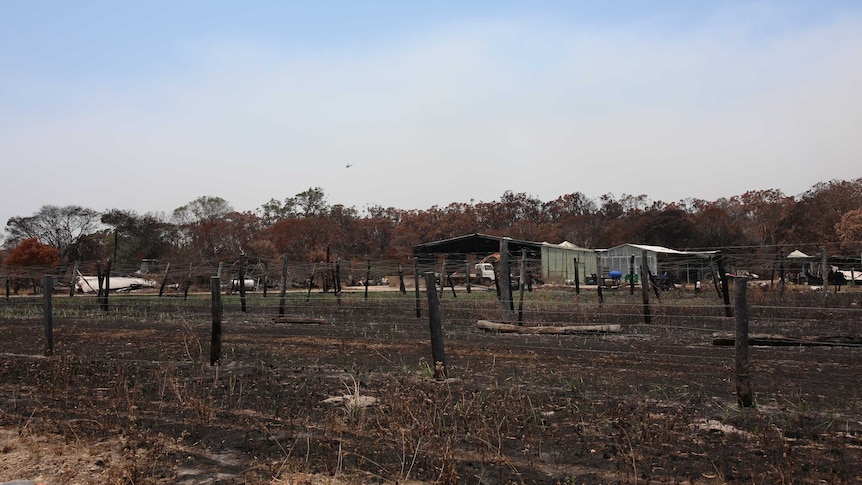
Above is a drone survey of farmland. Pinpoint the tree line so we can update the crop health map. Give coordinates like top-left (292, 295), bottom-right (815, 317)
top-left (2, 180), bottom-right (862, 275)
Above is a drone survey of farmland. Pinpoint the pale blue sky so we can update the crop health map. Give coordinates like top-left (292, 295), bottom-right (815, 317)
top-left (2, 1), bottom-right (861, 235)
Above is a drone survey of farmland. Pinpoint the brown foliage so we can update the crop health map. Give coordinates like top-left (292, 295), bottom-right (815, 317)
top-left (5, 237), bottom-right (60, 271)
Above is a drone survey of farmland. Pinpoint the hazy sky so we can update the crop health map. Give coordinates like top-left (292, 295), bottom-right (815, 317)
top-left (2, 1), bottom-right (861, 235)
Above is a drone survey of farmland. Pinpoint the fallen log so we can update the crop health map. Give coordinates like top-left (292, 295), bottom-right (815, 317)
top-left (272, 316), bottom-right (329, 325)
top-left (476, 320), bottom-right (621, 334)
top-left (712, 333), bottom-right (862, 347)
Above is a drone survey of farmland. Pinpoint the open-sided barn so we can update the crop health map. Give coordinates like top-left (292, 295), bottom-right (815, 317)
top-left (413, 234), bottom-right (596, 285)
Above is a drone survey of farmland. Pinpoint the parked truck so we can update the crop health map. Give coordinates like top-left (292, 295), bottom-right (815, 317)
top-left (475, 263), bottom-right (496, 285)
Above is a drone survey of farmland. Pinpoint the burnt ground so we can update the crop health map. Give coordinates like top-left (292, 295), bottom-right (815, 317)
top-left (0, 288), bottom-right (861, 484)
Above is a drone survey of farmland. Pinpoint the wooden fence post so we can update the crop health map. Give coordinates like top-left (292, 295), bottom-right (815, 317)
top-left (102, 259), bottom-right (111, 313)
top-left (306, 263), bottom-right (316, 303)
top-left (239, 254), bottom-right (247, 313)
top-left (717, 257), bottom-right (732, 317)
top-left (43, 275), bottom-right (53, 356)
top-left (733, 276), bottom-right (753, 407)
top-left (399, 263), bottom-right (407, 294)
top-left (464, 260), bottom-right (471, 294)
top-left (499, 239), bottom-right (514, 322)
top-left (96, 261), bottom-right (104, 306)
top-left (279, 254), bottom-right (288, 317)
top-left (364, 260), bottom-right (371, 300)
top-left (323, 246), bottom-right (330, 293)
top-left (517, 249), bottom-right (527, 323)
top-left (69, 261), bottom-right (78, 297)
top-left (424, 272), bottom-right (447, 380)
top-left (573, 257), bottom-right (580, 295)
top-left (262, 262), bottom-right (269, 297)
top-left (183, 263), bottom-right (192, 300)
top-left (640, 250), bottom-right (651, 324)
top-left (158, 262), bottom-right (171, 297)
top-left (335, 259), bottom-right (342, 295)
top-left (210, 277), bottom-right (222, 366)
top-left (820, 246), bottom-right (828, 303)
top-left (5, 275), bottom-right (9, 301)
top-left (596, 254), bottom-right (604, 306)
top-left (629, 255), bottom-right (635, 295)
top-left (414, 259), bottom-right (421, 318)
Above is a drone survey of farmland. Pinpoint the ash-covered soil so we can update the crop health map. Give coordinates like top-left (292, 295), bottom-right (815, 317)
top-left (0, 292), bottom-right (860, 484)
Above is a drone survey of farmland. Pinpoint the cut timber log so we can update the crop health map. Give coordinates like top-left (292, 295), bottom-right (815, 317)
top-left (712, 333), bottom-right (862, 347)
top-left (272, 316), bottom-right (329, 325)
top-left (476, 320), bottom-right (620, 334)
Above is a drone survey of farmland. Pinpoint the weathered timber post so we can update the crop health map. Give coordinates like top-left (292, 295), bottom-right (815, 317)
top-left (43, 275), bottom-right (53, 356)
top-left (278, 254), bottom-right (288, 317)
top-left (573, 257), bottom-right (580, 295)
top-left (640, 250), bottom-right (651, 324)
top-left (733, 276), bottom-right (753, 407)
top-left (629, 255), bottom-right (635, 295)
top-left (323, 246), bottom-right (330, 293)
top-left (239, 254), bottom-right (248, 313)
top-left (69, 261), bottom-right (78, 297)
top-left (709, 256), bottom-right (722, 298)
top-left (183, 263), bottom-right (192, 300)
top-left (717, 257), bottom-right (732, 317)
top-left (499, 239), bottom-right (515, 322)
top-left (424, 272), bottom-right (447, 380)
top-left (464, 260), bottom-right (471, 294)
top-left (210, 277), bottom-right (222, 366)
top-left (5, 276), bottom-right (9, 301)
top-left (96, 261), bottom-right (104, 306)
top-left (779, 254), bottom-right (785, 293)
top-left (414, 259), bottom-right (421, 318)
top-left (262, 261), bottom-right (269, 298)
top-left (648, 269), bottom-right (661, 301)
top-left (335, 259), bottom-right (342, 306)
top-left (102, 259), bottom-right (111, 313)
top-left (158, 262), bottom-right (171, 297)
top-left (364, 260), bottom-right (371, 300)
top-left (596, 254), bottom-right (604, 306)
top-left (518, 249), bottom-right (526, 323)
top-left (399, 263), bottom-right (406, 294)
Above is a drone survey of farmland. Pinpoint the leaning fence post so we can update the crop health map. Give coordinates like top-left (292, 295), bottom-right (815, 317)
top-left (43, 275), bottom-right (53, 356)
top-left (69, 261), bottom-right (78, 297)
top-left (158, 262), bottom-right (171, 297)
top-left (733, 276), bottom-right (753, 407)
top-left (424, 272), bottom-right (447, 380)
top-left (210, 277), bottom-right (222, 366)
top-left (640, 250), bottom-right (651, 324)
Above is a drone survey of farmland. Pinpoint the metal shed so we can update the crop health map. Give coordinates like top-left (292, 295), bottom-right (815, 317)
top-left (540, 241), bottom-right (597, 284)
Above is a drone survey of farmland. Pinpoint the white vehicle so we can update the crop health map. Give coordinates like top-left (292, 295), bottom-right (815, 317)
top-left (475, 263), bottom-right (496, 285)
